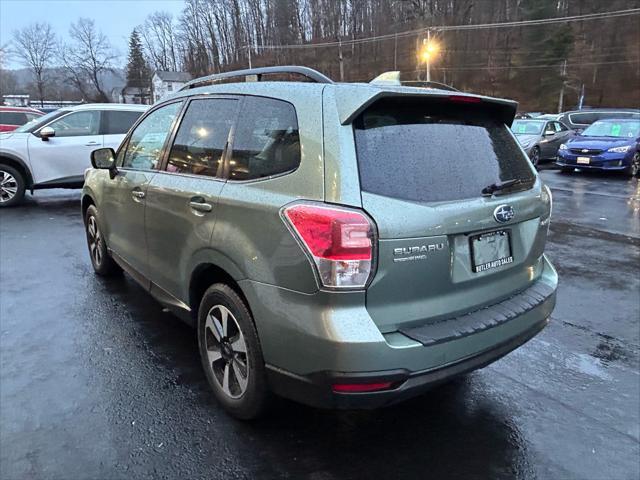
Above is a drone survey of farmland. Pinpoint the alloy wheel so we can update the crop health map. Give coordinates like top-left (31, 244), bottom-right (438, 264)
top-left (0, 169), bottom-right (18, 203)
top-left (530, 147), bottom-right (540, 166)
top-left (632, 153), bottom-right (640, 177)
top-left (204, 305), bottom-right (249, 399)
top-left (87, 215), bottom-right (103, 267)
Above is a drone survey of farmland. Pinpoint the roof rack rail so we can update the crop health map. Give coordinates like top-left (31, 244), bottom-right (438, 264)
top-left (180, 66), bottom-right (334, 91)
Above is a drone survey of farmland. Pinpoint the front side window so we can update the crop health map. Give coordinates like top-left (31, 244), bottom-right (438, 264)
top-left (15, 109), bottom-right (67, 133)
top-left (121, 101), bottom-right (182, 171)
top-left (46, 110), bottom-right (100, 137)
top-left (102, 110), bottom-right (145, 135)
top-left (229, 97), bottom-right (300, 181)
top-left (166, 98), bottom-right (237, 178)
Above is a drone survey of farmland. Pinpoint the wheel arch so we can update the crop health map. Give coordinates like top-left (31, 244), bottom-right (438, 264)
top-left (81, 193), bottom-right (96, 220)
top-left (0, 153), bottom-right (33, 189)
top-left (188, 259), bottom-right (250, 321)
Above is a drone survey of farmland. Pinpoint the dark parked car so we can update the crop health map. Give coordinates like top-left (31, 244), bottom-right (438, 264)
top-left (511, 118), bottom-right (574, 166)
top-left (557, 108), bottom-right (640, 132)
top-left (556, 118), bottom-right (640, 176)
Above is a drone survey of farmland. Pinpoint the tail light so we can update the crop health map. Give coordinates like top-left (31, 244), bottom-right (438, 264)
top-left (281, 203), bottom-right (376, 289)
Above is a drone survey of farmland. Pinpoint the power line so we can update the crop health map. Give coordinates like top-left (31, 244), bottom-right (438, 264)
top-left (249, 8), bottom-right (640, 51)
top-left (437, 59), bottom-right (639, 71)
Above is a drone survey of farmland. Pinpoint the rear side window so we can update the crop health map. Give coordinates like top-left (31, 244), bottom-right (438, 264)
top-left (0, 112), bottom-right (28, 125)
top-left (354, 99), bottom-right (535, 203)
top-left (229, 97), bottom-right (300, 181)
top-left (102, 110), bottom-right (144, 134)
top-left (568, 112), bottom-right (598, 125)
top-left (166, 98), bottom-right (238, 178)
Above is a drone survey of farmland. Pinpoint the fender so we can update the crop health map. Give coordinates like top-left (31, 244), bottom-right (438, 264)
top-left (0, 151), bottom-right (34, 189)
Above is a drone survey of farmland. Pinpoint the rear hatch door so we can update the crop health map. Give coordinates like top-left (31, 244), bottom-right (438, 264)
top-left (353, 96), bottom-right (550, 332)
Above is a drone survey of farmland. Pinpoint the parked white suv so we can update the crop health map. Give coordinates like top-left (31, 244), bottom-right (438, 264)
top-left (0, 103), bottom-right (147, 206)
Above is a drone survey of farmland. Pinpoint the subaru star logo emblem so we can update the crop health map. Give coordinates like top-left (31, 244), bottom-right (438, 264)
top-left (494, 205), bottom-right (515, 223)
top-left (582, 149), bottom-right (589, 153)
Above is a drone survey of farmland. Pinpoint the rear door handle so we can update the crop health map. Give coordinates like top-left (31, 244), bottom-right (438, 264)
top-left (85, 141), bottom-right (100, 146)
top-left (189, 200), bottom-right (212, 213)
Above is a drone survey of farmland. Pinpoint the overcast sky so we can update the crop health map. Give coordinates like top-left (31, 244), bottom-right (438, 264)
top-left (1, 0), bottom-right (185, 69)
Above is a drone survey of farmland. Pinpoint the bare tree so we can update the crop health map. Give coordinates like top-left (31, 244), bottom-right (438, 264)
top-left (12, 23), bottom-right (55, 106)
top-left (140, 11), bottom-right (179, 72)
top-left (59, 18), bottom-right (117, 102)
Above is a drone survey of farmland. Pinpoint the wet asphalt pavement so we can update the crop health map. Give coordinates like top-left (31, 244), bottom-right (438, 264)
top-left (1, 168), bottom-right (639, 480)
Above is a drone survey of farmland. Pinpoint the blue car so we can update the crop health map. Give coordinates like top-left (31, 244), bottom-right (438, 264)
top-left (556, 118), bottom-right (640, 177)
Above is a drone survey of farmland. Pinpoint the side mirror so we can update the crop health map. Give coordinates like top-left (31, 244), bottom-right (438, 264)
top-left (544, 130), bottom-right (555, 136)
top-left (91, 148), bottom-right (117, 177)
top-left (40, 126), bottom-right (55, 141)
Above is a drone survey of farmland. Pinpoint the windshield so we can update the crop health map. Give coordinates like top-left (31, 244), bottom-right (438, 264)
top-left (354, 99), bottom-right (535, 203)
top-left (582, 120), bottom-right (640, 138)
top-left (14, 109), bottom-right (69, 133)
top-left (511, 120), bottom-right (545, 135)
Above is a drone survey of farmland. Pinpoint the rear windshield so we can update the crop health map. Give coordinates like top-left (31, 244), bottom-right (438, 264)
top-left (354, 99), bottom-right (535, 203)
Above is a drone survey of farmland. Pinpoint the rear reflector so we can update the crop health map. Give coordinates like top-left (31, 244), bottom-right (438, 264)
top-left (448, 95), bottom-right (482, 104)
top-left (282, 203), bottom-right (376, 289)
top-left (332, 382), bottom-right (394, 393)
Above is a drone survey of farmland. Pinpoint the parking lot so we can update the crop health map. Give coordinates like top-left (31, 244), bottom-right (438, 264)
top-left (0, 169), bottom-right (638, 480)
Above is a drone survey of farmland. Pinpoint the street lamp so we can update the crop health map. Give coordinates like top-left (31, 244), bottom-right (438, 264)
top-left (420, 32), bottom-right (440, 82)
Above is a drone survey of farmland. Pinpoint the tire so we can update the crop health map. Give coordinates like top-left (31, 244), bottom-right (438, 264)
top-left (624, 152), bottom-right (640, 178)
top-left (84, 205), bottom-right (121, 276)
top-left (198, 283), bottom-right (269, 420)
top-left (529, 147), bottom-right (541, 167)
top-left (0, 164), bottom-right (26, 207)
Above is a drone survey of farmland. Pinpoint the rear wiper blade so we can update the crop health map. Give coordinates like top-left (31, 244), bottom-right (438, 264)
top-left (481, 178), bottom-right (522, 196)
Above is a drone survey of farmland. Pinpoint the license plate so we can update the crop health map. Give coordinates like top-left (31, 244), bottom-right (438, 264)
top-left (470, 230), bottom-right (513, 273)
top-left (577, 156), bottom-right (590, 164)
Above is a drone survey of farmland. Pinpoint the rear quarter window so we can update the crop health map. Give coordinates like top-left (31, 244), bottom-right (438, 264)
top-left (228, 97), bottom-right (300, 181)
top-left (354, 99), bottom-right (535, 203)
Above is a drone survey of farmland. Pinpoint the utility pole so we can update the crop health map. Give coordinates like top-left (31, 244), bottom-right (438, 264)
top-left (394, 31), bottom-right (398, 70)
top-left (338, 37), bottom-right (344, 82)
top-left (557, 59), bottom-right (567, 113)
top-left (426, 29), bottom-right (431, 83)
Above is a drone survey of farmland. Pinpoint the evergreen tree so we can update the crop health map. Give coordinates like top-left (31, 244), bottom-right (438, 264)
top-left (516, 0), bottom-right (574, 111)
top-left (126, 29), bottom-right (150, 88)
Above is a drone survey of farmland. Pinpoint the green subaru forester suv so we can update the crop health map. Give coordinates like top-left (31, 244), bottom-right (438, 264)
top-left (82, 66), bottom-right (557, 419)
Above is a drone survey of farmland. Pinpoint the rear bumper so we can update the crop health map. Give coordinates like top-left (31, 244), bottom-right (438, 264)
top-left (266, 317), bottom-right (548, 409)
top-left (240, 255), bottom-right (557, 409)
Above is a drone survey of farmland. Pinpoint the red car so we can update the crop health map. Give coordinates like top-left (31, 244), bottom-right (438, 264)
top-left (0, 106), bottom-right (44, 132)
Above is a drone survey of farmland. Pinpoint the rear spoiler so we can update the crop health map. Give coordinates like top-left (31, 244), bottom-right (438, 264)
top-left (334, 86), bottom-right (518, 126)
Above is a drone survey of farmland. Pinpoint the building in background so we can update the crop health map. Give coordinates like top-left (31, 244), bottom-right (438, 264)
top-left (151, 71), bottom-right (192, 102)
top-left (112, 86), bottom-right (151, 105)
top-left (2, 95), bottom-right (30, 107)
